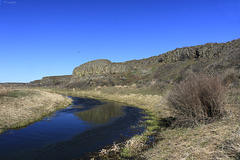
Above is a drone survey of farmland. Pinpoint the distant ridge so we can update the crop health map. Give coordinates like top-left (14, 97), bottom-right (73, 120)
top-left (29, 38), bottom-right (240, 89)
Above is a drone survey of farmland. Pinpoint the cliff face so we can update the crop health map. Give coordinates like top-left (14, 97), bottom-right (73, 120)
top-left (31, 38), bottom-right (240, 88)
top-left (124, 38), bottom-right (240, 65)
top-left (71, 38), bottom-right (239, 83)
top-left (72, 59), bottom-right (131, 80)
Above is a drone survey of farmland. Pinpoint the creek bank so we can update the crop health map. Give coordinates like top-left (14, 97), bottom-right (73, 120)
top-left (0, 89), bottom-right (72, 133)
top-left (0, 96), bottom-right (146, 160)
top-left (44, 88), bottom-right (165, 159)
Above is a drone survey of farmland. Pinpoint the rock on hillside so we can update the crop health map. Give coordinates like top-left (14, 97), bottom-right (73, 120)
top-left (29, 38), bottom-right (240, 88)
top-left (72, 59), bottom-right (132, 80)
top-left (29, 75), bottom-right (72, 87)
top-left (124, 38), bottom-right (240, 65)
top-left (41, 75), bottom-right (72, 86)
top-left (71, 38), bottom-right (239, 84)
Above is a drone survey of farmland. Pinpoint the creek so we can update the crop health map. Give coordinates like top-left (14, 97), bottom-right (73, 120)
top-left (0, 96), bottom-right (145, 160)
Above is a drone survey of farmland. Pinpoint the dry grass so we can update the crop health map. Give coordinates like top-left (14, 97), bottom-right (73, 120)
top-left (0, 85), bottom-right (10, 96)
top-left (97, 135), bottom-right (148, 159)
top-left (143, 88), bottom-right (240, 160)
top-left (48, 88), bottom-right (170, 118)
top-left (0, 88), bottom-right (72, 133)
top-left (45, 86), bottom-right (240, 159)
top-left (143, 107), bottom-right (240, 159)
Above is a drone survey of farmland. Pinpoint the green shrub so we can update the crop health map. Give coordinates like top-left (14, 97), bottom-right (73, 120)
top-left (167, 73), bottom-right (226, 127)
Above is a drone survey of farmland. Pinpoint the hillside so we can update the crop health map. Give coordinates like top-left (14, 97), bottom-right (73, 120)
top-left (30, 38), bottom-right (240, 90)
top-left (25, 38), bottom-right (240, 159)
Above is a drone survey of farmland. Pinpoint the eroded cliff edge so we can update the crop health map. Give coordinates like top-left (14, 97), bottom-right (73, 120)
top-left (30, 38), bottom-right (240, 88)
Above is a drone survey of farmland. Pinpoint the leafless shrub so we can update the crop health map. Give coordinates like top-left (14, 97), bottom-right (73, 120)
top-left (167, 73), bottom-right (227, 127)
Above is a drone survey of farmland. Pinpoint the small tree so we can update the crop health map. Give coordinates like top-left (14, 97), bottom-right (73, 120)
top-left (167, 73), bottom-right (226, 127)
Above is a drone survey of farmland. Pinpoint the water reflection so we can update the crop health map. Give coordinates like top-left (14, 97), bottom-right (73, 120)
top-left (74, 102), bottom-right (125, 125)
top-left (0, 97), bottom-right (144, 160)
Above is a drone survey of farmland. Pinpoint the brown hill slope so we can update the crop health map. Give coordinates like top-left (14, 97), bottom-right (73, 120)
top-left (31, 38), bottom-right (240, 89)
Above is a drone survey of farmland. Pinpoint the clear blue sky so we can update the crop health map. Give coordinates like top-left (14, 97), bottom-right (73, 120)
top-left (0, 0), bottom-right (240, 83)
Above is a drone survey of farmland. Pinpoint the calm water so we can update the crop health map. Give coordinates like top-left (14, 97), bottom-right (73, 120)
top-left (0, 96), bottom-right (144, 160)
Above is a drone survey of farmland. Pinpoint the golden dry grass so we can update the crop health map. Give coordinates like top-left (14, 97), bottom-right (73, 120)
top-left (0, 88), bottom-right (72, 133)
top-left (46, 87), bottom-right (240, 159)
top-left (143, 91), bottom-right (240, 160)
top-left (48, 88), bottom-right (170, 118)
top-left (0, 85), bottom-right (10, 96)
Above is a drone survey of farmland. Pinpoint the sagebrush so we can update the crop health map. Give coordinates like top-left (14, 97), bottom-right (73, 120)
top-left (167, 73), bottom-right (227, 127)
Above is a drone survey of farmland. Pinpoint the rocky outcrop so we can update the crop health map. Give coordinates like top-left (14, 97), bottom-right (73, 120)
top-left (72, 38), bottom-right (240, 82)
top-left (68, 38), bottom-right (240, 88)
top-left (125, 38), bottom-right (240, 65)
top-left (29, 38), bottom-right (240, 88)
top-left (30, 75), bottom-right (72, 86)
top-left (72, 59), bottom-right (132, 80)
top-left (29, 80), bottom-right (42, 86)
top-left (41, 75), bottom-right (72, 86)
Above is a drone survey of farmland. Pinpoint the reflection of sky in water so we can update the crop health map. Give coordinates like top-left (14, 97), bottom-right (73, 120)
top-left (0, 110), bottom-right (92, 155)
top-left (0, 97), bottom-right (125, 159)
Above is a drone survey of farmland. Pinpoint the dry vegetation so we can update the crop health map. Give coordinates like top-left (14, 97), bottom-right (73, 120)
top-left (168, 73), bottom-right (227, 127)
top-left (0, 87), bottom-right (71, 133)
top-left (44, 87), bottom-right (168, 158)
top-left (45, 72), bottom-right (240, 160)
top-left (143, 74), bottom-right (240, 160)
top-left (47, 87), bottom-right (170, 118)
top-left (0, 85), bottom-right (10, 96)
top-left (143, 95), bottom-right (240, 160)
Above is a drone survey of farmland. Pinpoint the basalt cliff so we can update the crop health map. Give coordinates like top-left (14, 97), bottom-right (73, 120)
top-left (30, 38), bottom-right (240, 89)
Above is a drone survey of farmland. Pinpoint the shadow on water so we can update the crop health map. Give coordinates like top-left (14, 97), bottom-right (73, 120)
top-left (0, 97), bottom-right (145, 160)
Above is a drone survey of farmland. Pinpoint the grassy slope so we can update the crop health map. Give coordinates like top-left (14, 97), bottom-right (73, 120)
top-left (144, 91), bottom-right (240, 159)
top-left (0, 88), bottom-right (72, 134)
top-left (44, 86), bottom-right (240, 159)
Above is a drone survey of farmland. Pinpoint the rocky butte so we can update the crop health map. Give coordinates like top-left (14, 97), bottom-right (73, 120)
top-left (72, 59), bottom-right (132, 80)
top-left (30, 38), bottom-right (240, 88)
